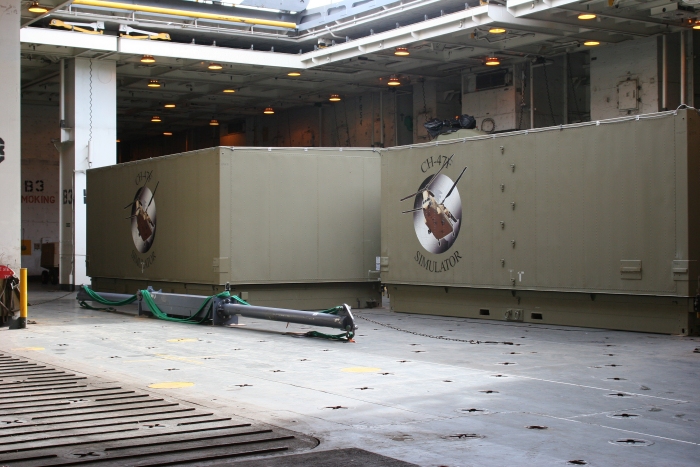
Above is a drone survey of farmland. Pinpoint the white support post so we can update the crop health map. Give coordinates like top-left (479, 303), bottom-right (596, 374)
top-left (59, 58), bottom-right (117, 289)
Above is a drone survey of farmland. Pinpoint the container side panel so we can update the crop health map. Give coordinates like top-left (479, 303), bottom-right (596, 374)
top-left (225, 150), bottom-right (272, 282)
top-left (317, 156), bottom-right (364, 279)
top-left (535, 131), bottom-right (585, 289)
top-left (87, 150), bottom-right (220, 285)
top-left (222, 148), bottom-right (380, 284)
top-left (219, 149), bottom-right (233, 284)
top-left (363, 155), bottom-right (381, 277)
top-left (382, 112), bottom-right (688, 296)
top-left (268, 154), bottom-right (319, 281)
top-left (689, 111), bottom-right (700, 287)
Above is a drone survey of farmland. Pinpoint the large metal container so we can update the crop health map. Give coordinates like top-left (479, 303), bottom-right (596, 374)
top-left (87, 147), bottom-right (382, 309)
top-left (381, 109), bottom-right (700, 334)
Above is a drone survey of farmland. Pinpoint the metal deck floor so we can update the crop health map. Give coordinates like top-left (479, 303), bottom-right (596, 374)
top-left (1, 286), bottom-right (699, 466)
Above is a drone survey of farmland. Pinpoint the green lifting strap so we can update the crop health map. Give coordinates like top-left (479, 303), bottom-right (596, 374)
top-left (81, 286), bottom-right (138, 306)
top-left (140, 289), bottom-right (233, 324)
top-left (304, 330), bottom-right (355, 341)
top-left (304, 305), bottom-right (355, 340)
top-left (79, 286), bottom-right (138, 311)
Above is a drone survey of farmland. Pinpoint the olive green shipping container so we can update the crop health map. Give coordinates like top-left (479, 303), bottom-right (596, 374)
top-left (87, 147), bottom-right (382, 309)
top-left (380, 109), bottom-right (700, 335)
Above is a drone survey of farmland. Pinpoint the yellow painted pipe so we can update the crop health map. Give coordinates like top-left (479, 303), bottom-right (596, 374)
top-left (72, 0), bottom-right (297, 29)
top-left (19, 268), bottom-right (27, 329)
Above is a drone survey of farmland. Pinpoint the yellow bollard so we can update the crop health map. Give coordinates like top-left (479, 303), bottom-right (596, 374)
top-left (19, 268), bottom-right (27, 329)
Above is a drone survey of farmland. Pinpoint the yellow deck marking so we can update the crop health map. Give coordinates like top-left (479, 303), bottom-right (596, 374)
top-left (155, 354), bottom-right (204, 365)
top-left (11, 347), bottom-right (45, 351)
top-left (148, 381), bottom-right (194, 389)
top-left (341, 367), bottom-right (382, 373)
top-left (167, 338), bottom-right (198, 343)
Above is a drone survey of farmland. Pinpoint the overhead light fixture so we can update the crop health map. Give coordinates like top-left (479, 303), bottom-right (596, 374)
top-left (578, 13), bottom-right (597, 20)
top-left (208, 63), bottom-right (223, 70)
top-left (147, 80), bottom-right (161, 88)
top-left (394, 47), bottom-right (409, 56)
top-left (163, 131), bottom-right (173, 136)
top-left (583, 40), bottom-right (600, 46)
top-left (329, 94), bottom-right (341, 102)
top-left (489, 27), bottom-right (507, 34)
top-left (222, 89), bottom-right (235, 93)
top-left (140, 55), bottom-right (156, 63)
top-left (209, 119), bottom-right (219, 126)
top-left (28, 2), bottom-right (48, 13)
top-left (116, 139), bottom-right (121, 143)
top-left (485, 56), bottom-right (500, 66)
top-left (287, 71), bottom-right (301, 76)
top-left (264, 107), bottom-right (274, 114)
top-left (694, 21), bottom-right (700, 30)
top-left (151, 116), bottom-right (161, 122)
top-left (387, 77), bottom-right (401, 86)
top-left (164, 103), bottom-right (176, 108)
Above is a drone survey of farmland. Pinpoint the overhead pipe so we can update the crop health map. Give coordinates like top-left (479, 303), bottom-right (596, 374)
top-left (71, 0), bottom-right (297, 29)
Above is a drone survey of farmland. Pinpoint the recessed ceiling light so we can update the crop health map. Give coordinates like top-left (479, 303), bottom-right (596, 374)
top-left (394, 47), bottom-right (409, 56)
top-left (163, 132), bottom-right (173, 136)
top-left (141, 55), bottom-right (156, 63)
top-left (147, 80), bottom-right (161, 88)
top-left (287, 71), bottom-right (301, 76)
top-left (151, 116), bottom-right (161, 122)
top-left (489, 27), bottom-right (507, 34)
top-left (264, 107), bottom-right (275, 114)
top-left (578, 13), bottom-right (597, 20)
top-left (209, 119), bottom-right (219, 126)
top-left (387, 77), bottom-right (401, 86)
top-left (223, 89), bottom-right (235, 93)
top-left (329, 94), bottom-right (341, 102)
top-left (694, 21), bottom-right (700, 30)
top-left (116, 139), bottom-right (120, 143)
top-left (583, 40), bottom-right (600, 46)
top-left (208, 63), bottom-right (223, 70)
top-left (485, 56), bottom-right (500, 66)
top-left (164, 103), bottom-right (176, 108)
top-left (28, 2), bottom-right (48, 13)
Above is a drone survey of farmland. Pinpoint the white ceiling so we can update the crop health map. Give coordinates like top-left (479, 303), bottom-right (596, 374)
top-left (18, 0), bottom-right (695, 138)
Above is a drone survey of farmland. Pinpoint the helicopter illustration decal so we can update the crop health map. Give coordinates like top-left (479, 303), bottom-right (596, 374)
top-left (125, 181), bottom-right (158, 254)
top-left (400, 154), bottom-right (467, 254)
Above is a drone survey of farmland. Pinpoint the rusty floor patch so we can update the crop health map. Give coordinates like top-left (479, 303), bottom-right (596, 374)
top-left (0, 352), bottom-right (318, 466)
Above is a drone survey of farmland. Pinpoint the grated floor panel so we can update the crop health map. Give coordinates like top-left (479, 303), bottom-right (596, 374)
top-left (0, 352), bottom-right (318, 466)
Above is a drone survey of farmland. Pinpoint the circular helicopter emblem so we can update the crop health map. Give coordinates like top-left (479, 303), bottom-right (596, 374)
top-left (126, 183), bottom-right (158, 253)
top-left (401, 155), bottom-right (467, 254)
